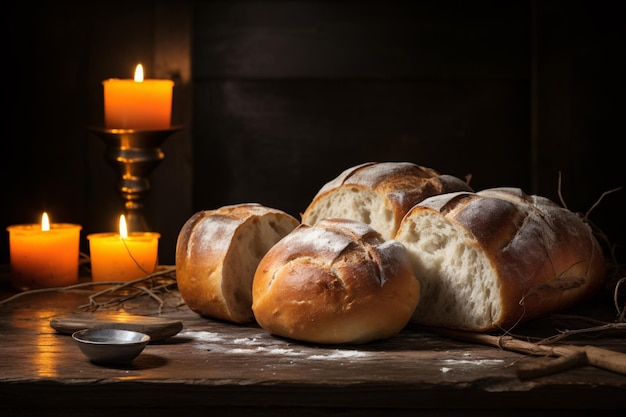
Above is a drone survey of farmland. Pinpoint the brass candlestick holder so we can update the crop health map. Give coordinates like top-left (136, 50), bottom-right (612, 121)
top-left (89, 126), bottom-right (183, 233)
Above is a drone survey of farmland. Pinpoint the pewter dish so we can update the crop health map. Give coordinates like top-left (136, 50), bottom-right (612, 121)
top-left (72, 328), bottom-right (150, 364)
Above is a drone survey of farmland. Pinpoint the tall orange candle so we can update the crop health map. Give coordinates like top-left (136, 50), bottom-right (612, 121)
top-left (103, 64), bottom-right (174, 130)
top-left (6, 213), bottom-right (82, 290)
top-left (87, 215), bottom-right (160, 283)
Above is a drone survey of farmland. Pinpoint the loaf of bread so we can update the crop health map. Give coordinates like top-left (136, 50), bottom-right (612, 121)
top-left (252, 218), bottom-right (420, 344)
top-left (301, 162), bottom-right (473, 239)
top-left (176, 203), bottom-right (300, 323)
top-left (394, 187), bottom-right (606, 332)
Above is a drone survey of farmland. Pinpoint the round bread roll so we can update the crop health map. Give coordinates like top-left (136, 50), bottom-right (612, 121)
top-left (252, 218), bottom-right (421, 344)
top-left (301, 161), bottom-right (473, 239)
top-left (394, 187), bottom-right (606, 332)
top-left (176, 203), bottom-right (300, 323)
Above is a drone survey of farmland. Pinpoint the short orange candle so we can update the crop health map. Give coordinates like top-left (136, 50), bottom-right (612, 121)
top-left (87, 215), bottom-right (160, 283)
top-left (6, 213), bottom-right (82, 290)
top-left (103, 64), bottom-right (174, 130)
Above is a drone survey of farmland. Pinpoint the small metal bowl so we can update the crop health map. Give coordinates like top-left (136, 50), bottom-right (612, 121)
top-left (72, 328), bottom-right (150, 364)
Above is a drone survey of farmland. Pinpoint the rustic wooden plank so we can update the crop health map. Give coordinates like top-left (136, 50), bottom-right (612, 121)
top-left (193, 78), bottom-right (530, 216)
top-left (190, 1), bottom-right (532, 223)
top-left (193, 1), bottom-right (530, 79)
top-left (0, 286), bottom-right (625, 417)
top-left (148, 0), bottom-right (194, 265)
top-left (533, 0), bottom-right (626, 265)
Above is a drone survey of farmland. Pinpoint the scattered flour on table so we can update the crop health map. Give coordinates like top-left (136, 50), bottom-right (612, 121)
top-left (439, 359), bottom-right (505, 373)
top-left (308, 351), bottom-right (369, 360)
top-left (180, 330), bottom-right (371, 360)
top-left (181, 330), bottom-right (225, 343)
top-left (443, 359), bottom-right (504, 366)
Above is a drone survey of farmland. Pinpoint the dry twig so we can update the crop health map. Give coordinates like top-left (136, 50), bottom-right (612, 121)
top-left (538, 322), bottom-right (626, 345)
top-left (615, 277), bottom-right (626, 322)
top-left (424, 326), bottom-right (626, 379)
top-left (0, 266), bottom-right (178, 314)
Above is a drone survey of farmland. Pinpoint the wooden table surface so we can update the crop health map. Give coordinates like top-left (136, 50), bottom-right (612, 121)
top-left (0, 271), bottom-right (624, 417)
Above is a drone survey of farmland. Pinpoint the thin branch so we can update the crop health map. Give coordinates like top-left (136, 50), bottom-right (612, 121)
top-left (0, 266), bottom-right (176, 307)
top-left (584, 187), bottom-right (623, 222)
top-left (0, 281), bottom-right (104, 306)
top-left (423, 326), bottom-right (626, 378)
top-left (557, 171), bottom-right (567, 209)
top-left (615, 276), bottom-right (626, 321)
top-left (550, 314), bottom-right (612, 327)
top-left (538, 323), bottom-right (626, 345)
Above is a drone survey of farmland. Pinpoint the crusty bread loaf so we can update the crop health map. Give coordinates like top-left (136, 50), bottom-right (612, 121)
top-left (252, 218), bottom-right (420, 344)
top-left (394, 187), bottom-right (606, 332)
top-left (176, 203), bottom-right (300, 323)
top-left (301, 162), bottom-right (473, 239)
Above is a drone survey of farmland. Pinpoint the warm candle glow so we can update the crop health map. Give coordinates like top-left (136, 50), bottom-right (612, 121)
top-left (102, 64), bottom-right (174, 130)
top-left (134, 64), bottom-right (144, 82)
top-left (119, 214), bottom-right (128, 239)
top-left (87, 217), bottom-right (160, 284)
top-left (41, 212), bottom-right (50, 232)
top-left (6, 215), bottom-right (82, 290)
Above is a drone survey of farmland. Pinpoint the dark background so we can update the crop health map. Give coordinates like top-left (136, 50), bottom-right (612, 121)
top-left (3, 1), bottom-right (625, 273)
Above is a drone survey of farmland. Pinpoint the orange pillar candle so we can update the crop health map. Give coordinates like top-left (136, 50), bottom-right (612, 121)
top-left (6, 213), bottom-right (82, 290)
top-left (103, 64), bottom-right (174, 130)
top-left (87, 215), bottom-right (160, 283)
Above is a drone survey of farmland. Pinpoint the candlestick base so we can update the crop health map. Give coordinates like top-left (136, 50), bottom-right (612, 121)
top-left (89, 126), bottom-right (183, 232)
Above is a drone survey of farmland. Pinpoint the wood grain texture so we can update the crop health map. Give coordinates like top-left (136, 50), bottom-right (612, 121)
top-left (0, 286), bottom-right (624, 416)
top-left (49, 312), bottom-right (183, 341)
top-left (192, 1), bottom-right (529, 79)
top-left (191, 1), bottom-right (532, 220)
top-left (193, 79), bottom-right (530, 218)
top-left (189, 0), bottom-right (625, 269)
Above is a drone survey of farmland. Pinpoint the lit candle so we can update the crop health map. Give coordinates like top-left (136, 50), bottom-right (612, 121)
top-left (87, 215), bottom-right (160, 283)
top-left (6, 213), bottom-right (82, 290)
top-left (102, 64), bottom-right (174, 130)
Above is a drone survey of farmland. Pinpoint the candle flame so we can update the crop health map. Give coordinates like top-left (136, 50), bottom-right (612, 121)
top-left (119, 214), bottom-right (128, 239)
top-left (41, 212), bottom-right (50, 231)
top-left (134, 64), bottom-right (144, 82)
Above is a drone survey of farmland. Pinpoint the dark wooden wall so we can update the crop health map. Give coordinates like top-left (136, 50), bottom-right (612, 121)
top-left (192, 0), bottom-right (626, 270)
top-left (3, 0), bottom-right (625, 270)
top-left (192, 0), bottom-right (531, 211)
top-left (3, 1), bottom-right (193, 265)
